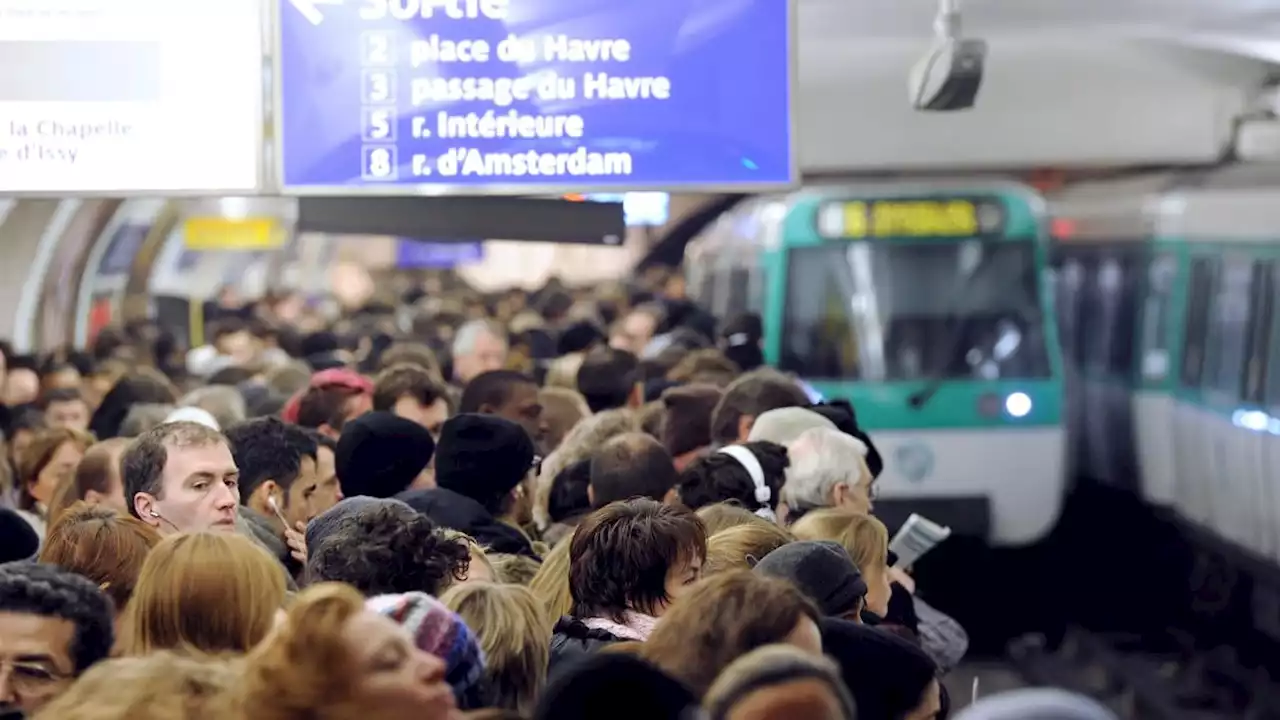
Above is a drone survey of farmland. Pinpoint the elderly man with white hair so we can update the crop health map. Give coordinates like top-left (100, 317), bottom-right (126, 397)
top-left (780, 426), bottom-right (876, 521)
top-left (451, 319), bottom-right (508, 385)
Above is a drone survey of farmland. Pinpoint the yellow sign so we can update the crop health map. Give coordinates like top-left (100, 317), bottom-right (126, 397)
top-left (182, 217), bottom-right (284, 250)
top-left (836, 199), bottom-right (984, 238)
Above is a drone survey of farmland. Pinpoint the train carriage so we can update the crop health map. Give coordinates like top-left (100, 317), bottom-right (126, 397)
top-left (688, 183), bottom-right (1067, 548)
top-left (1052, 165), bottom-right (1280, 565)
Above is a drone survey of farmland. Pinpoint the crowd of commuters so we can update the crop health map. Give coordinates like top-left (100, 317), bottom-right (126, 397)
top-left (0, 277), bottom-right (1118, 719)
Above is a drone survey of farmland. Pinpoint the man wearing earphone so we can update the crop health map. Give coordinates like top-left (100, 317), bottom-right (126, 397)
top-left (123, 421), bottom-right (241, 536)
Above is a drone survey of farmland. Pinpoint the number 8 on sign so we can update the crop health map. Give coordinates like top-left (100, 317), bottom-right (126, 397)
top-left (361, 146), bottom-right (398, 180)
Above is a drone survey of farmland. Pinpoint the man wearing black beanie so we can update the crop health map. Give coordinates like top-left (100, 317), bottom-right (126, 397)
top-left (335, 412), bottom-right (436, 499)
top-left (398, 413), bottom-right (540, 559)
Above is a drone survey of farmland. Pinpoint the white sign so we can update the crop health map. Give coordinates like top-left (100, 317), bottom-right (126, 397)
top-left (0, 0), bottom-right (263, 194)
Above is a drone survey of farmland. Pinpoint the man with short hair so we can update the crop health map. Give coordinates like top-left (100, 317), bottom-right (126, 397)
top-left (575, 347), bottom-right (641, 413)
top-left (609, 303), bottom-right (665, 357)
top-left (710, 368), bottom-right (811, 445)
top-left (451, 319), bottom-right (508, 385)
top-left (0, 562), bottom-right (114, 715)
top-left (223, 417), bottom-right (324, 534)
top-left (588, 433), bottom-right (679, 508)
top-left (302, 429), bottom-right (344, 521)
top-left (39, 389), bottom-right (90, 432)
top-left (373, 363), bottom-right (451, 437)
top-left (459, 370), bottom-right (546, 451)
top-left (122, 421), bottom-right (240, 535)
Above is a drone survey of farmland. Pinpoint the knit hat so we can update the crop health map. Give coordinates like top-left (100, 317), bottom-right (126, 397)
top-left (660, 383), bottom-right (722, 457)
top-left (748, 407), bottom-right (836, 446)
top-left (0, 509), bottom-right (40, 563)
top-left (557, 321), bottom-right (605, 356)
top-left (335, 412), bottom-right (435, 499)
top-left (434, 414), bottom-right (536, 509)
top-left (367, 592), bottom-right (490, 710)
top-left (304, 496), bottom-right (411, 553)
top-left (954, 688), bottom-right (1119, 720)
top-left (535, 653), bottom-right (698, 720)
top-left (754, 541), bottom-right (867, 617)
top-left (820, 618), bottom-right (937, 720)
top-left (280, 368), bottom-right (372, 424)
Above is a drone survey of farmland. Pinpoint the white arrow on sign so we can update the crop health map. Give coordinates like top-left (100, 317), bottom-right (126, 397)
top-left (288, 0), bottom-right (344, 26)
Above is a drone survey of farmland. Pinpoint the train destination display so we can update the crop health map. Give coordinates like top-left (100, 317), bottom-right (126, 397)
top-left (0, 0), bottom-right (262, 194)
top-left (277, 0), bottom-right (793, 192)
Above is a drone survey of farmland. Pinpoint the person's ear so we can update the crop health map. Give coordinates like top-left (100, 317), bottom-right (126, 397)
top-left (248, 481), bottom-right (279, 516)
top-left (133, 493), bottom-right (158, 526)
top-left (736, 414), bottom-right (755, 442)
top-left (477, 403), bottom-right (496, 415)
top-left (587, 484), bottom-right (596, 507)
top-left (627, 383), bottom-right (643, 409)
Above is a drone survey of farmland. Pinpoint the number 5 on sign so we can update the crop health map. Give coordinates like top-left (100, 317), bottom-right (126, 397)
top-left (362, 107), bottom-right (396, 141)
top-left (361, 146), bottom-right (398, 180)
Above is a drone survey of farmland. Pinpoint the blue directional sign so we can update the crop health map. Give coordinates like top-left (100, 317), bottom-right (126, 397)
top-left (276, 0), bottom-right (794, 193)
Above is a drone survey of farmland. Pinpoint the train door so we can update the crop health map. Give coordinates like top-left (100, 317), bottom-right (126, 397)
top-left (1132, 253), bottom-right (1180, 506)
top-left (1199, 254), bottom-right (1256, 549)
top-left (1173, 255), bottom-right (1218, 529)
top-left (1239, 258), bottom-right (1274, 558)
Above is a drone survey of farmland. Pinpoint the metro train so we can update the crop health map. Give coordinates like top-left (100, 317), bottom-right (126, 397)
top-left (1051, 165), bottom-right (1280, 571)
top-left (684, 183), bottom-right (1067, 549)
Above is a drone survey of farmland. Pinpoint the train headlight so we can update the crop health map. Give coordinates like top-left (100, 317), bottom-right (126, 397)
top-left (1004, 392), bottom-right (1032, 418)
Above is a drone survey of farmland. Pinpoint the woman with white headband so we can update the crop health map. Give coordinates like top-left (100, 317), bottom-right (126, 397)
top-left (674, 441), bottom-right (789, 521)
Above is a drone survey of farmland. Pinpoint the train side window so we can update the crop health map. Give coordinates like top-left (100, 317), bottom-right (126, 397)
top-left (1107, 250), bottom-right (1142, 378)
top-left (1201, 255), bottom-right (1253, 399)
top-left (1242, 260), bottom-right (1274, 405)
top-left (1263, 264), bottom-right (1280, 407)
top-left (779, 246), bottom-right (865, 379)
top-left (1138, 254), bottom-right (1177, 381)
top-left (1055, 257), bottom-right (1085, 368)
top-left (1180, 257), bottom-right (1217, 388)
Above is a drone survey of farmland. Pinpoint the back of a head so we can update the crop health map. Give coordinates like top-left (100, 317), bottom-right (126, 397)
top-left (118, 532), bottom-right (287, 656)
top-left (179, 385), bottom-right (247, 430)
top-left (711, 369), bottom-right (809, 445)
top-left (643, 570), bottom-right (821, 698)
top-left (31, 651), bottom-right (240, 720)
top-left (40, 502), bottom-right (162, 612)
top-left (820, 618), bottom-right (937, 720)
top-left (575, 347), bottom-right (640, 413)
top-left (704, 644), bottom-right (856, 720)
top-left (534, 653), bottom-right (698, 720)
top-left (748, 407), bottom-right (837, 446)
top-left (660, 383), bottom-right (723, 458)
top-left (440, 582), bottom-right (553, 715)
top-left (703, 522), bottom-right (793, 576)
top-left (588, 432), bottom-right (678, 507)
top-left (953, 688), bottom-right (1119, 720)
top-left (754, 540), bottom-right (867, 618)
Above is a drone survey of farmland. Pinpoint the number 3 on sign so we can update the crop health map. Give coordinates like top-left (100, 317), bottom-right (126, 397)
top-left (362, 146), bottom-right (398, 181)
top-left (362, 69), bottom-right (396, 103)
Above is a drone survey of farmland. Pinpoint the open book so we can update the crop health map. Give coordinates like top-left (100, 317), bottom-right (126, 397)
top-left (889, 513), bottom-right (952, 569)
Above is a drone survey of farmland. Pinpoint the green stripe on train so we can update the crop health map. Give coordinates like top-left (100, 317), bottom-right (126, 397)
top-left (804, 380), bottom-right (1062, 430)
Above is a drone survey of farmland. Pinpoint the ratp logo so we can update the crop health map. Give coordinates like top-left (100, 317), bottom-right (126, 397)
top-left (894, 441), bottom-right (935, 483)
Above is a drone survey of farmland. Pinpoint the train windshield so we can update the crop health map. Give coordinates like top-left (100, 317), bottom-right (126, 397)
top-left (780, 239), bottom-right (1051, 381)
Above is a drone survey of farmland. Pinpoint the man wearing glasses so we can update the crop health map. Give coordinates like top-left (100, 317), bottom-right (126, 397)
top-left (0, 563), bottom-right (113, 717)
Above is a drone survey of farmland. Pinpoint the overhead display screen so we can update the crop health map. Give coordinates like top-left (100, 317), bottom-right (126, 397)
top-left (275, 0), bottom-right (794, 193)
top-left (0, 0), bottom-right (262, 194)
top-left (816, 198), bottom-right (1007, 239)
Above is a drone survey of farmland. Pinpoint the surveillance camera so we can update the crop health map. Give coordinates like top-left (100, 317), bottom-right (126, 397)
top-left (909, 37), bottom-right (987, 111)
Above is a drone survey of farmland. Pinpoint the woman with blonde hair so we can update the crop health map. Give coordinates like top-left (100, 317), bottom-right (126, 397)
top-left (39, 502), bottom-right (161, 624)
top-left (32, 652), bottom-right (240, 720)
top-left (528, 536), bottom-right (573, 619)
top-left (440, 582), bottom-right (553, 715)
top-left (702, 522), bottom-right (794, 576)
top-left (789, 508), bottom-right (894, 619)
top-left (14, 427), bottom-right (95, 537)
top-left (243, 582), bottom-right (459, 720)
top-left (115, 531), bottom-right (288, 656)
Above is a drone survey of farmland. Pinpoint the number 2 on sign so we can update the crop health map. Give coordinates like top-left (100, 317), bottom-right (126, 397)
top-left (362, 146), bottom-right (398, 180)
